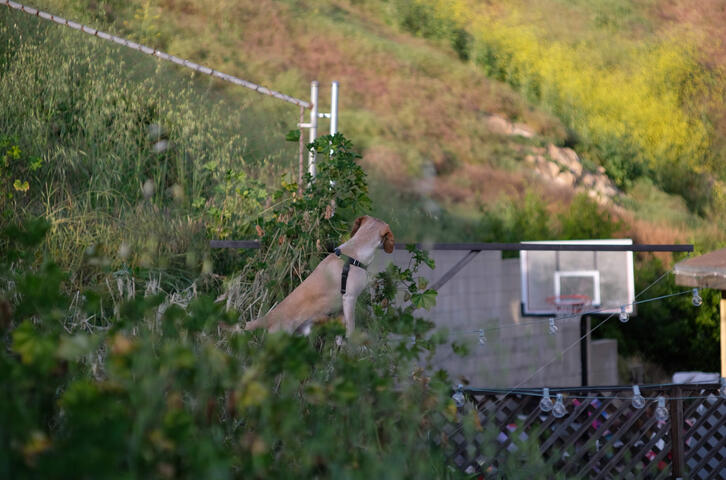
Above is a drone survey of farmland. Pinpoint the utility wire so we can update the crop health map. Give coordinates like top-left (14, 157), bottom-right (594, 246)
top-left (2, 0), bottom-right (311, 108)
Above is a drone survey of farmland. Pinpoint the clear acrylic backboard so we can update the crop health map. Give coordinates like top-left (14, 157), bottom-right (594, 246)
top-left (520, 240), bottom-right (635, 316)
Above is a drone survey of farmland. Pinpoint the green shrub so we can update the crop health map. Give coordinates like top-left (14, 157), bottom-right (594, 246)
top-left (477, 192), bottom-right (554, 243)
top-left (557, 193), bottom-right (623, 240)
top-left (391, 0), bottom-right (471, 61)
top-left (476, 191), bottom-right (623, 258)
top-left (0, 210), bottom-right (465, 478)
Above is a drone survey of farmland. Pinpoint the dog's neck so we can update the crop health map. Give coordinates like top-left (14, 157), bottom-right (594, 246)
top-left (336, 234), bottom-right (380, 266)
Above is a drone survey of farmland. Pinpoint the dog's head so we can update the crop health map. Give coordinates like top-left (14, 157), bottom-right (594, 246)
top-left (351, 215), bottom-right (395, 254)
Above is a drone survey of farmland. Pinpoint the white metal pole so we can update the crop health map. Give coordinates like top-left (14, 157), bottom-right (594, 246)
top-left (308, 81), bottom-right (319, 177)
top-left (330, 81), bottom-right (339, 135)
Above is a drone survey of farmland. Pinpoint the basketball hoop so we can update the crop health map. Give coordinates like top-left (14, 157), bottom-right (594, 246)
top-left (546, 294), bottom-right (591, 318)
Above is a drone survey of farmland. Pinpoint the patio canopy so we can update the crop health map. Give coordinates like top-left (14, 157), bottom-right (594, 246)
top-left (674, 247), bottom-right (726, 290)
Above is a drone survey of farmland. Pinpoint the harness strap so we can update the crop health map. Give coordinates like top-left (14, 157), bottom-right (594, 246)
top-left (334, 248), bottom-right (367, 295)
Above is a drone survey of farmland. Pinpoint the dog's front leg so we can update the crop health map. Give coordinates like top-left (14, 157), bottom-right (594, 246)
top-left (342, 294), bottom-right (356, 338)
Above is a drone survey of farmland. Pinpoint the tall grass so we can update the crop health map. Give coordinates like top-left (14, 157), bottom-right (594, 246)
top-left (0, 8), bottom-right (300, 284)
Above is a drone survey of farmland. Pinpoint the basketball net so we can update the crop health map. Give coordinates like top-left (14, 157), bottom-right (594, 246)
top-left (546, 294), bottom-right (592, 320)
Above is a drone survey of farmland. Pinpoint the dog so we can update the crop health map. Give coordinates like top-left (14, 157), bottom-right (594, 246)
top-left (244, 215), bottom-right (395, 337)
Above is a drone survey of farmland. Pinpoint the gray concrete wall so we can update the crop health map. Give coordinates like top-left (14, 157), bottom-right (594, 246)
top-left (589, 338), bottom-right (619, 385)
top-left (372, 248), bottom-right (618, 388)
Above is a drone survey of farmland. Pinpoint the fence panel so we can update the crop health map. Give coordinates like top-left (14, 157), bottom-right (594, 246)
top-left (441, 384), bottom-right (726, 479)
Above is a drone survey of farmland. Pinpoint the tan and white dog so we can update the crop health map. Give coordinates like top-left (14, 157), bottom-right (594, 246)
top-left (245, 215), bottom-right (395, 337)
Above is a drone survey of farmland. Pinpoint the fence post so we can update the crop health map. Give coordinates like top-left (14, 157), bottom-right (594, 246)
top-left (668, 386), bottom-right (685, 478)
top-left (308, 81), bottom-right (319, 177)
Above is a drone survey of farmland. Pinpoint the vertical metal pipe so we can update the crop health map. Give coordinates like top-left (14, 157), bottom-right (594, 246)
top-left (298, 106), bottom-right (305, 193)
top-left (308, 81), bottom-right (319, 178)
top-left (580, 315), bottom-right (589, 387)
top-left (330, 81), bottom-right (339, 135)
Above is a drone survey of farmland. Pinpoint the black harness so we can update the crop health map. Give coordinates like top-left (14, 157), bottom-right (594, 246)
top-left (334, 248), bottom-right (368, 295)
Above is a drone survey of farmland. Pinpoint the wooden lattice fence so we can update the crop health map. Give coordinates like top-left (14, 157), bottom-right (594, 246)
top-left (440, 384), bottom-right (726, 479)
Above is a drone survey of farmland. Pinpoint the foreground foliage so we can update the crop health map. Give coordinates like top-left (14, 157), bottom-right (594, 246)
top-left (0, 126), bottom-right (472, 477)
top-left (0, 219), bottom-right (463, 478)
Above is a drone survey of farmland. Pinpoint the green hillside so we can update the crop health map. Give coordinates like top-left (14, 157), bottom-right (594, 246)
top-left (11, 0), bottom-right (726, 246)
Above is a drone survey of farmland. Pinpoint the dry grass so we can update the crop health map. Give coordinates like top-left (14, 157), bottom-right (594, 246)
top-left (148, 0), bottom-right (565, 180)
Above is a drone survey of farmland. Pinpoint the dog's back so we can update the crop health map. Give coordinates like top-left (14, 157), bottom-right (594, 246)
top-left (245, 255), bottom-right (343, 333)
top-left (244, 215), bottom-right (394, 336)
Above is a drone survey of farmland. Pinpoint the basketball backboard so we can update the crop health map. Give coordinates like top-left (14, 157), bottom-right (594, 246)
top-left (520, 240), bottom-right (635, 316)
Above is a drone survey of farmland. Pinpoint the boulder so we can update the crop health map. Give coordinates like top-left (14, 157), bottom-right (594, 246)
top-left (548, 144), bottom-right (583, 177)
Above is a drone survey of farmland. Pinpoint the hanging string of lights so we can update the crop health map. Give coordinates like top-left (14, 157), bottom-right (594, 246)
top-left (452, 379), bottom-right (726, 422)
top-left (443, 260), bottom-right (720, 423)
top-left (446, 288), bottom-right (701, 340)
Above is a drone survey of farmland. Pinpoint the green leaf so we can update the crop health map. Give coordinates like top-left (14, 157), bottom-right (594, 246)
top-left (410, 289), bottom-right (437, 310)
top-left (29, 156), bottom-right (43, 171)
top-left (285, 129), bottom-right (301, 142)
top-left (451, 341), bottom-right (470, 357)
top-left (13, 179), bottom-right (29, 192)
top-left (12, 321), bottom-right (57, 373)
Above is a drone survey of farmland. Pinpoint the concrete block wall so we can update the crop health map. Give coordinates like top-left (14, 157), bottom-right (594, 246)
top-left (589, 339), bottom-right (619, 385)
top-left (372, 248), bottom-right (617, 388)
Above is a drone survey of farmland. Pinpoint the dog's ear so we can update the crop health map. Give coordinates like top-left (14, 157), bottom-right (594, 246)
top-left (351, 216), bottom-right (366, 237)
top-left (383, 228), bottom-right (395, 253)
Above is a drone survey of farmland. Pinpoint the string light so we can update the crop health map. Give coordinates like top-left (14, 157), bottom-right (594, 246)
top-left (466, 384), bottom-right (723, 402)
top-left (655, 397), bottom-right (669, 422)
top-left (548, 318), bottom-right (558, 335)
top-left (692, 288), bottom-right (702, 307)
top-left (466, 267), bottom-right (693, 420)
top-left (618, 306), bottom-right (629, 323)
top-left (539, 388), bottom-right (553, 412)
top-left (452, 384), bottom-right (465, 407)
top-left (631, 385), bottom-right (645, 409)
top-left (398, 266), bottom-right (705, 425)
top-left (409, 335), bottom-right (416, 347)
top-left (552, 393), bottom-right (567, 418)
top-left (442, 289), bottom-right (692, 341)
top-left (454, 383), bottom-right (723, 428)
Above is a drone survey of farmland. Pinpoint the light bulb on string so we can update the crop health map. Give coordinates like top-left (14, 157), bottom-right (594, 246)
top-left (619, 306), bottom-right (629, 323)
top-left (552, 393), bottom-right (567, 418)
top-left (548, 318), bottom-right (558, 335)
top-left (478, 329), bottom-right (486, 345)
top-left (410, 335), bottom-right (416, 347)
top-left (631, 385), bottom-right (645, 409)
top-left (692, 288), bottom-right (703, 307)
top-left (720, 378), bottom-right (726, 400)
top-left (452, 384), bottom-right (465, 408)
top-left (539, 388), bottom-right (553, 412)
top-left (655, 396), bottom-right (669, 422)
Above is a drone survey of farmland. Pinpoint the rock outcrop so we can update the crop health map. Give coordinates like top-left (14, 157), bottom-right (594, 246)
top-left (485, 114), bottom-right (620, 204)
